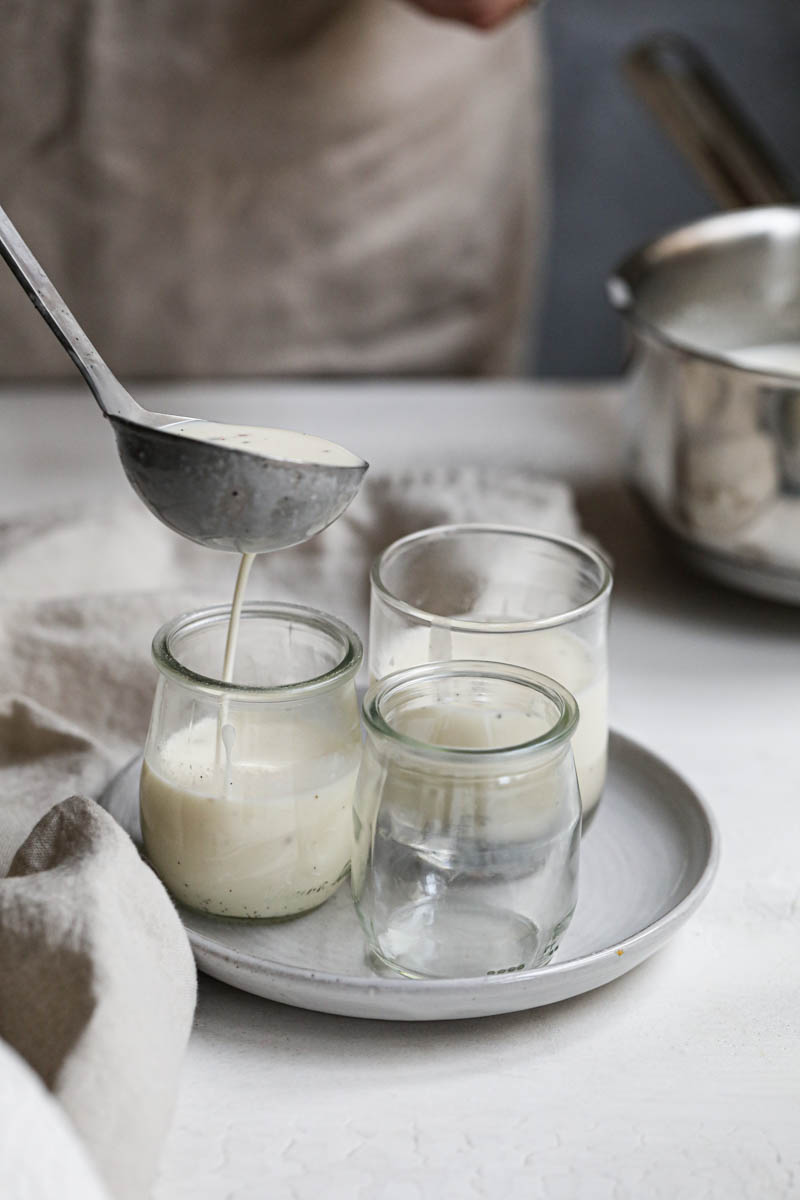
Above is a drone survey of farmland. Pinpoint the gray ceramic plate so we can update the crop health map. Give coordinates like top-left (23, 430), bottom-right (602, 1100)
top-left (99, 731), bottom-right (719, 1021)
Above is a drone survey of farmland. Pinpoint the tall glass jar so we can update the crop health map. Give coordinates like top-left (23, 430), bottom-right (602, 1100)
top-left (140, 603), bottom-right (362, 920)
top-left (370, 525), bottom-right (612, 826)
top-left (352, 661), bottom-right (582, 979)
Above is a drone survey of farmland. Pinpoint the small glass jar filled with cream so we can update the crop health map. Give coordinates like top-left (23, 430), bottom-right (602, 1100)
top-left (140, 603), bottom-right (362, 920)
top-left (352, 661), bottom-right (582, 979)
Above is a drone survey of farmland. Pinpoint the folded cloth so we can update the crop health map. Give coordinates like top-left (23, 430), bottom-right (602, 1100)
top-left (0, 1037), bottom-right (109, 1200)
top-left (0, 466), bottom-right (586, 1198)
top-left (0, 798), bottom-right (196, 1200)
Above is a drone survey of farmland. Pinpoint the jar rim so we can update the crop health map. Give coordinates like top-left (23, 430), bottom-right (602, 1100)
top-left (152, 602), bottom-right (363, 700)
top-left (370, 523), bottom-right (613, 633)
top-left (363, 660), bottom-right (579, 762)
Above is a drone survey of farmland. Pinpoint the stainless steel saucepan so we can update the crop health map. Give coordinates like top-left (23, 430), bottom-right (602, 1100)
top-left (608, 34), bottom-right (800, 604)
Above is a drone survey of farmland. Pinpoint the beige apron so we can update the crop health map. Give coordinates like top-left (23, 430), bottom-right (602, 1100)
top-left (0, 1), bottom-right (545, 378)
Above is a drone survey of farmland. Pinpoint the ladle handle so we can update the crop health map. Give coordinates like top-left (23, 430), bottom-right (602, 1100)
top-left (624, 34), bottom-right (797, 210)
top-left (0, 203), bottom-right (137, 418)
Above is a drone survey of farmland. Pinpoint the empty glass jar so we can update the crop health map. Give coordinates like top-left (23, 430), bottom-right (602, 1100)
top-left (370, 524), bottom-right (612, 826)
top-left (351, 661), bottom-right (582, 979)
top-left (140, 602), bottom-right (362, 920)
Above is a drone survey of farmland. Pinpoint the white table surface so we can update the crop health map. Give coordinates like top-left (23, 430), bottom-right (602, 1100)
top-left (1, 379), bottom-right (798, 1199)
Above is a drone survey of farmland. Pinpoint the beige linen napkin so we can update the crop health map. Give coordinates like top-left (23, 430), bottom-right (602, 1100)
top-left (0, 799), bottom-right (196, 1200)
top-left (0, 467), bottom-right (585, 1198)
top-left (0, 1037), bottom-right (109, 1199)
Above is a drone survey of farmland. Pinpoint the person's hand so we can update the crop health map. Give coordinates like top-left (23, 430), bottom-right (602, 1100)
top-left (405, 0), bottom-right (531, 30)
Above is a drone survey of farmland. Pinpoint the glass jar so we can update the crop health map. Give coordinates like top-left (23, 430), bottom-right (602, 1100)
top-left (370, 524), bottom-right (612, 826)
top-left (140, 602), bottom-right (362, 920)
top-left (352, 661), bottom-right (582, 979)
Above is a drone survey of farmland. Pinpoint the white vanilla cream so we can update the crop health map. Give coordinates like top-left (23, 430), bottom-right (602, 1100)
top-left (372, 625), bottom-right (607, 819)
top-left (141, 714), bottom-right (359, 919)
top-left (164, 420), bottom-right (363, 467)
top-left (379, 700), bottom-right (579, 842)
top-left (729, 341), bottom-right (800, 375)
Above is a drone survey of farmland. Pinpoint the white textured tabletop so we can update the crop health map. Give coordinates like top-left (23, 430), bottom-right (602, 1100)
top-left (1, 380), bottom-right (798, 1199)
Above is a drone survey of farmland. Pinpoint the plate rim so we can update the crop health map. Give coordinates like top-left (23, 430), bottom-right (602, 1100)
top-left (109, 730), bottom-right (720, 999)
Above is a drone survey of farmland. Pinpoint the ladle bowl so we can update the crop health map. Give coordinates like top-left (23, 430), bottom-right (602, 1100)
top-left (110, 413), bottom-right (366, 552)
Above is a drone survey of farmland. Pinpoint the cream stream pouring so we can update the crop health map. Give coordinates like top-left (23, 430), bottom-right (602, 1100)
top-left (0, 203), bottom-right (367, 552)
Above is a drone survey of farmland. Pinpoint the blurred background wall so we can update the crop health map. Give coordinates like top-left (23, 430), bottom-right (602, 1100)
top-left (536, 0), bottom-right (800, 377)
top-left (3, 1), bottom-right (799, 381)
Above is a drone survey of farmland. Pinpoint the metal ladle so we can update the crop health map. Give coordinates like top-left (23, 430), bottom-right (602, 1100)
top-left (0, 204), bottom-right (368, 553)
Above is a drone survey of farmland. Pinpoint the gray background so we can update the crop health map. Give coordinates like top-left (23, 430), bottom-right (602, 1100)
top-left (536, 0), bottom-right (800, 376)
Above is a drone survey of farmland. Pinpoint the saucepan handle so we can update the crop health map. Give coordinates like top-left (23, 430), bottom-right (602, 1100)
top-left (624, 32), bottom-right (797, 210)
